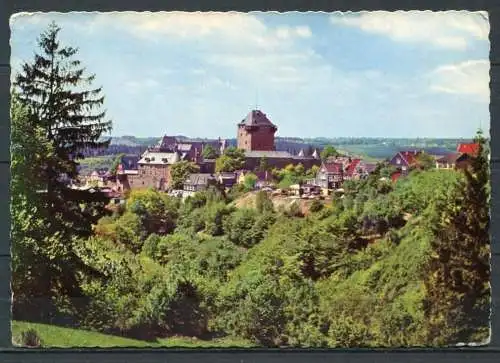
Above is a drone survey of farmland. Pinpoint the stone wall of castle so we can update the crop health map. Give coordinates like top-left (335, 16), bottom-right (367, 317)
top-left (238, 125), bottom-right (275, 151)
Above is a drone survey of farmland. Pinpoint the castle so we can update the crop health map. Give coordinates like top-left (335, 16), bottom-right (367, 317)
top-left (115, 109), bottom-right (321, 192)
top-left (237, 110), bottom-right (277, 151)
top-left (237, 109), bottom-right (320, 171)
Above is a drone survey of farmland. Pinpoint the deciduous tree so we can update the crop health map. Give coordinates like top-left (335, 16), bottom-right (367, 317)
top-left (215, 147), bottom-right (246, 172)
top-left (320, 145), bottom-right (339, 160)
top-left (169, 160), bottom-right (200, 190)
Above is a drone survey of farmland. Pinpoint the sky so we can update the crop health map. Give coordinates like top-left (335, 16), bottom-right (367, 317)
top-left (9, 11), bottom-right (490, 139)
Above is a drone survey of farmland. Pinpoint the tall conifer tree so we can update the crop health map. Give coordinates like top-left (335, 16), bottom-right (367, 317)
top-left (12, 21), bottom-right (112, 319)
top-left (424, 129), bottom-right (490, 344)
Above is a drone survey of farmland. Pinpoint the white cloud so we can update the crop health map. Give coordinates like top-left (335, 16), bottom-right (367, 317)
top-left (296, 25), bottom-right (313, 38)
top-left (276, 25), bottom-right (312, 39)
top-left (429, 59), bottom-right (490, 101)
top-left (88, 12), bottom-right (285, 51)
top-left (330, 11), bottom-right (489, 50)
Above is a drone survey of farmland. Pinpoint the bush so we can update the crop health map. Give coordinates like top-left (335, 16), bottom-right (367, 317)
top-left (285, 201), bottom-right (303, 218)
top-left (255, 190), bottom-right (274, 213)
top-left (114, 212), bottom-right (144, 252)
top-left (142, 233), bottom-right (161, 258)
top-left (18, 328), bottom-right (42, 347)
top-left (309, 199), bottom-right (323, 213)
top-left (223, 208), bottom-right (274, 248)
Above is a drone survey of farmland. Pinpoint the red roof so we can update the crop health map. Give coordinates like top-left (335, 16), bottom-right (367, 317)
top-left (322, 162), bottom-right (343, 173)
top-left (400, 151), bottom-right (421, 165)
top-left (345, 159), bottom-right (361, 176)
top-left (457, 143), bottom-right (479, 156)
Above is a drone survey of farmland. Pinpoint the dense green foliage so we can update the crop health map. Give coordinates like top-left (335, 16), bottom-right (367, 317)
top-left (202, 144), bottom-right (219, 160)
top-left (11, 22), bottom-right (112, 322)
top-left (272, 163), bottom-right (315, 189)
top-left (320, 145), bottom-right (340, 160)
top-left (242, 172), bottom-right (258, 191)
top-left (215, 147), bottom-right (246, 172)
top-left (13, 153), bottom-right (490, 346)
top-left (11, 23), bottom-right (490, 348)
top-left (169, 161), bottom-right (200, 190)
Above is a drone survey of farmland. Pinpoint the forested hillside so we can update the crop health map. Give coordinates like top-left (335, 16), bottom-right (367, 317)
top-left (13, 141), bottom-right (490, 346)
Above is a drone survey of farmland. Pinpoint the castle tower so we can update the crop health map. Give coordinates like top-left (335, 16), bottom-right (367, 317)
top-left (237, 110), bottom-right (277, 151)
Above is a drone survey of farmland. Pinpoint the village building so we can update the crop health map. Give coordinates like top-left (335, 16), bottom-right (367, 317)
top-left (151, 135), bottom-right (226, 162)
top-left (457, 142), bottom-right (480, 157)
top-left (301, 183), bottom-right (321, 195)
top-left (435, 153), bottom-right (461, 170)
top-left (216, 172), bottom-right (238, 188)
top-left (120, 155), bottom-right (140, 170)
top-left (435, 143), bottom-right (479, 170)
top-left (342, 158), bottom-right (374, 181)
top-left (315, 161), bottom-right (344, 190)
top-left (183, 173), bottom-right (217, 197)
top-left (389, 150), bottom-right (422, 175)
top-left (85, 169), bottom-right (112, 188)
top-left (237, 110), bottom-right (322, 171)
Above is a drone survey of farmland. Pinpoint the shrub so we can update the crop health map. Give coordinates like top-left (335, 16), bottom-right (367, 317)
top-left (18, 329), bottom-right (42, 348)
top-left (255, 190), bottom-right (274, 213)
top-left (309, 199), bottom-right (323, 213)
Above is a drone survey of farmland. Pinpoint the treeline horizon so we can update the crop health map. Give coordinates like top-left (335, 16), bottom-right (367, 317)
top-left (101, 135), bottom-right (478, 144)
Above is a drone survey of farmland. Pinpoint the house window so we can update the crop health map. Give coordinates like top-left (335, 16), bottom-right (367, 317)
top-left (396, 158), bottom-right (401, 165)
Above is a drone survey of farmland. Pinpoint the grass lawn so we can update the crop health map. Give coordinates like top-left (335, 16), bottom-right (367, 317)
top-left (12, 321), bottom-right (257, 348)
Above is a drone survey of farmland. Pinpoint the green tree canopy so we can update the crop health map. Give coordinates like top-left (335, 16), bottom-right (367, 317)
top-left (320, 145), bottom-right (339, 160)
top-left (202, 144), bottom-right (218, 160)
top-left (110, 153), bottom-right (126, 175)
top-left (414, 152), bottom-right (435, 171)
top-left (258, 157), bottom-right (269, 172)
top-left (169, 160), bottom-right (200, 190)
top-left (424, 129), bottom-right (490, 345)
top-left (215, 147), bottom-right (246, 172)
top-left (243, 172), bottom-right (258, 191)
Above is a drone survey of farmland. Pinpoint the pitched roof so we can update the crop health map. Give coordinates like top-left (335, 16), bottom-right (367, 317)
top-left (345, 159), bottom-right (361, 176)
top-left (158, 135), bottom-right (177, 150)
top-left (138, 151), bottom-right (180, 165)
top-left (239, 110), bottom-right (277, 128)
top-left (121, 155), bottom-right (140, 169)
top-left (357, 161), bottom-right (377, 173)
top-left (185, 173), bottom-right (216, 185)
top-left (457, 143), bottom-right (480, 156)
top-left (321, 162), bottom-right (343, 173)
top-left (437, 152), bottom-right (461, 164)
top-left (399, 150), bottom-right (422, 165)
top-left (177, 143), bottom-right (193, 152)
